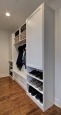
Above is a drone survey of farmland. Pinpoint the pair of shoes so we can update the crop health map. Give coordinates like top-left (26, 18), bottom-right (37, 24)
top-left (38, 85), bottom-right (43, 91)
top-left (29, 70), bottom-right (39, 75)
top-left (29, 79), bottom-right (35, 83)
top-left (30, 79), bottom-right (38, 86)
top-left (35, 72), bottom-right (43, 80)
top-left (28, 86), bottom-right (38, 96)
top-left (35, 82), bottom-right (42, 88)
top-left (30, 79), bottom-right (42, 87)
top-left (29, 70), bottom-right (43, 80)
top-left (35, 93), bottom-right (43, 103)
top-left (29, 70), bottom-right (36, 74)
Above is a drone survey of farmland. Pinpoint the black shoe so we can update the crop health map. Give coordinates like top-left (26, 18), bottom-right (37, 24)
top-left (31, 89), bottom-right (38, 96)
top-left (39, 95), bottom-right (43, 103)
top-left (39, 75), bottom-right (43, 80)
top-left (38, 72), bottom-right (43, 80)
top-left (29, 70), bottom-right (37, 74)
top-left (35, 93), bottom-right (42, 100)
top-left (28, 86), bottom-right (34, 93)
top-left (35, 72), bottom-right (41, 77)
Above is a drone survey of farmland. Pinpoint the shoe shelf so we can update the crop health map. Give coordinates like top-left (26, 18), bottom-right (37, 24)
top-left (27, 73), bottom-right (43, 82)
top-left (27, 67), bottom-right (43, 110)
top-left (10, 69), bottom-right (13, 72)
top-left (27, 91), bottom-right (43, 110)
top-left (27, 82), bottom-right (43, 94)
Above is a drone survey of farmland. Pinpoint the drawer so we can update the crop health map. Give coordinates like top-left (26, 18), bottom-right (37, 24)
top-left (14, 73), bottom-right (19, 81)
top-left (19, 75), bottom-right (26, 86)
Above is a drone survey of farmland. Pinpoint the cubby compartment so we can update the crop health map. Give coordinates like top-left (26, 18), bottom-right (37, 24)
top-left (20, 30), bottom-right (26, 41)
top-left (27, 67), bottom-right (43, 97)
top-left (14, 35), bottom-right (19, 44)
top-left (27, 67), bottom-right (43, 81)
top-left (9, 61), bottom-right (13, 78)
top-left (14, 29), bottom-right (19, 44)
top-left (27, 84), bottom-right (43, 109)
top-left (13, 23), bottom-right (26, 91)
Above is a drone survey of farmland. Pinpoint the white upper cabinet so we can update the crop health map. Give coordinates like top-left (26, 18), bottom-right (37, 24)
top-left (26, 6), bottom-right (43, 70)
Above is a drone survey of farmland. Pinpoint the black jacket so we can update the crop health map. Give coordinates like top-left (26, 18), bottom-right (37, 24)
top-left (16, 46), bottom-right (23, 70)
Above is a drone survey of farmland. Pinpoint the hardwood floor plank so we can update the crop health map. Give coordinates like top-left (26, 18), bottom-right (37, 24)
top-left (0, 77), bottom-right (60, 115)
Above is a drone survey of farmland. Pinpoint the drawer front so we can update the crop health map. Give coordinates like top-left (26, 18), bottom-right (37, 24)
top-left (14, 73), bottom-right (19, 81)
top-left (18, 75), bottom-right (26, 86)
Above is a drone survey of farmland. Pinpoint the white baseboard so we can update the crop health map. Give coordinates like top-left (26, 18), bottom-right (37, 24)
top-left (54, 98), bottom-right (59, 107)
top-left (0, 73), bottom-right (9, 78)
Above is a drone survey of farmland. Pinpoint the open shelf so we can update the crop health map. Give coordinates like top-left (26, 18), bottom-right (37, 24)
top-left (10, 69), bottom-right (13, 72)
top-left (9, 65), bottom-right (12, 67)
top-left (14, 35), bottom-right (19, 39)
top-left (27, 73), bottom-right (43, 82)
top-left (27, 82), bottom-right (43, 94)
top-left (13, 70), bottom-right (27, 79)
top-left (14, 38), bottom-right (26, 45)
top-left (27, 91), bottom-right (43, 110)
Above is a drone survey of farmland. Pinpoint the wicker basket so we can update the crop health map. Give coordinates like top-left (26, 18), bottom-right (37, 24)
top-left (20, 30), bottom-right (26, 40)
top-left (14, 36), bottom-right (19, 43)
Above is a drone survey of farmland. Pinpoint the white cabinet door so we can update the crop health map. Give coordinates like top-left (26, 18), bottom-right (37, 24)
top-left (26, 7), bottom-right (43, 70)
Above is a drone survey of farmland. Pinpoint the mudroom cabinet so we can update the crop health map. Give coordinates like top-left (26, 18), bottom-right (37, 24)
top-left (26, 3), bottom-right (55, 111)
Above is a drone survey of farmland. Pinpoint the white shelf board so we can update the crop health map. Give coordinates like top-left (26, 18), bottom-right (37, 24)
top-left (13, 70), bottom-right (27, 79)
top-left (14, 38), bottom-right (26, 45)
top-left (27, 73), bottom-right (43, 82)
top-left (27, 91), bottom-right (43, 110)
top-left (27, 82), bottom-right (43, 94)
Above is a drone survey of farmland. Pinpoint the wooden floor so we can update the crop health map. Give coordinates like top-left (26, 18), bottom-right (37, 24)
top-left (0, 77), bottom-right (61, 115)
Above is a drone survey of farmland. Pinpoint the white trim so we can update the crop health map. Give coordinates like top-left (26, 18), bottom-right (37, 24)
top-left (0, 73), bottom-right (9, 78)
top-left (54, 98), bottom-right (59, 107)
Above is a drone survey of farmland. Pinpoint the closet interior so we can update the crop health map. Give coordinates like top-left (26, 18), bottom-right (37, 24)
top-left (9, 3), bottom-right (55, 112)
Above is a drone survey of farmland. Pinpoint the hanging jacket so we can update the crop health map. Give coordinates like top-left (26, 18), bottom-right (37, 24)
top-left (16, 46), bottom-right (23, 70)
top-left (22, 44), bottom-right (26, 69)
top-left (22, 51), bottom-right (26, 69)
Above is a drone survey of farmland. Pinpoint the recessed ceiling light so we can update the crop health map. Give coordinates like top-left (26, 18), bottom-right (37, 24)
top-left (6, 12), bottom-right (10, 16)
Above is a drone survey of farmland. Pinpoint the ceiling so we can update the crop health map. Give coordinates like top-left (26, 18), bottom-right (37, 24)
top-left (0, 0), bottom-right (50, 32)
top-left (0, 0), bottom-right (61, 32)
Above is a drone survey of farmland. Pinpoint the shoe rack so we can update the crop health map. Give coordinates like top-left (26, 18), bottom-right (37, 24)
top-left (9, 61), bottom-right (13, 78)
top-left (27, 67), bottom-right (43, 110)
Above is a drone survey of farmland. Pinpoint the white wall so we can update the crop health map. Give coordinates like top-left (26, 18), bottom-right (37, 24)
top-left (55, 9), bottom-right (61, 107)
top-left (0, 29), bottom-right (12, 77)
top-left (55, 10), bottom-right (60, 107)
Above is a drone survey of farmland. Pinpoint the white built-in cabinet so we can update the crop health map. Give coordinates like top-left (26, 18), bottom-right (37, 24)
top-left (26, 3), bottom-right (55, 111)
top-left (10, 3), bottom-right (55, 112)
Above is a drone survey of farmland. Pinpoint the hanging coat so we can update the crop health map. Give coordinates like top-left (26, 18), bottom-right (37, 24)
top-left (16, 46), bottom-right (23, 70)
